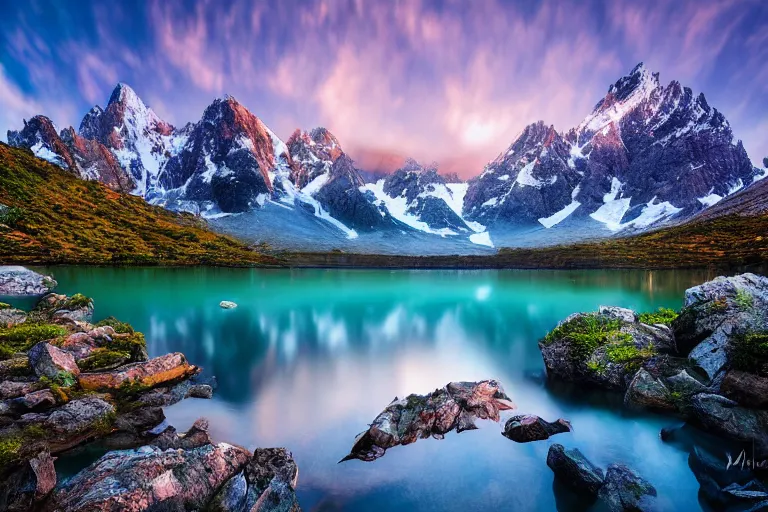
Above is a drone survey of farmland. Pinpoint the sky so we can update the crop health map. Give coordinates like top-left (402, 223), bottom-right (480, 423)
top-left (1, 0), bottom-right (766, 177)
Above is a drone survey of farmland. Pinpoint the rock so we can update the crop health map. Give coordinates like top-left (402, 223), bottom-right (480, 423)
top-left (341, 380), bottom-right (516, 462)
top-left (187, 384), bottom-right (213, 399)
top-left (599, 306), bottom-right (637, 323)
top-left (0, 450), bottom-right (57, 510)
top-left (0, 307), bottom-right (26, 327)
top-left (624, 368), bottom-right (677, 412)
top-left (665, 369), bottom-right (708, 396)
top-left (501, 414), bottom-right (571, 443)
top-left (152, 418), bottom-right (212, 450)
top-left (690, 393), bottom-right (768, 457)
top-left (539, 311), bottom-right (670, 390)
top-left (9, 389), bottom-right (56, 413)
top-left (546, 443), bottom-right (605, 497)
top-left (689, 447), bottom-right (767, 509)
top-left (219, 300), bottom-right (238, 309)
top-left (113, 406), bottom-right (166, 435)
top-left (27, 342), bottom-right (80, 378)
top-left (58, 332), bottom-right (99, 360)
top-left (0, 266), bottom-right (56, 296)
top-left (78, 352), bottom-right (198, 392)
top-left (0, 380), bottom-right (40, 400)
top-left (597, 463), bottom-right (657, 511)
top-left (673, 273), bottom-right (768, 382)
top-left (721, 370), bottom-right (768, 409)
top-left (46, 442), bottom-right (251, 511)
top-left (34, 293), bottom-right (94, 324)
top-left (44, 396), bottom-right (115, 437)
top-left (0, 357), bottom-right (32, 379)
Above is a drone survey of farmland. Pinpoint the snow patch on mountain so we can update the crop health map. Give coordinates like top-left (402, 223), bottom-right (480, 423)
top-left (539, 200), bottom-right (581, 228)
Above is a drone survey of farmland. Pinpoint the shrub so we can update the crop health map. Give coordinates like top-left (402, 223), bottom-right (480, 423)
top-left (730, 331), bottom-right (768, 376)
top-left (638, 307), bottom-right (678, 326)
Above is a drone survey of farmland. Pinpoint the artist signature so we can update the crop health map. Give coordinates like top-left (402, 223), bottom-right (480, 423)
top-left (726, 442), bottom-right (768, 470)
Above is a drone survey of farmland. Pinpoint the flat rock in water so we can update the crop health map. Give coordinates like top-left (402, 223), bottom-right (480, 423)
top-left (0, 266), bottom-right (56, 296)
top-left (341, 380), bottom-right (516, 462)
top-left (502, 414), bottom-right (572, 443)
top-left (220, 301), bottom-right (238, 309)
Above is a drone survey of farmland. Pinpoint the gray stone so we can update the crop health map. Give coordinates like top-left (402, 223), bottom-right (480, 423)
top-left (599, 306), bottom-right (638, 323)
top-left (624, 369), bottom-right (676, 412)
top-left (27, 342), bottom-right (80, 378)
top-left (690, 393), bottom-right (768, 457)
top-left (546, 443), bottom-right (605, 497)
top-left (597, 464), bottom-right (657, 511)
top-left (0, 266), bottom-right (56, 296)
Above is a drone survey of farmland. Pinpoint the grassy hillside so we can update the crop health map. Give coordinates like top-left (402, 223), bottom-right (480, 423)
top-left (287, 213), bottom-right (768, 270)
top-left (0, 143), bottom-right (278, 266)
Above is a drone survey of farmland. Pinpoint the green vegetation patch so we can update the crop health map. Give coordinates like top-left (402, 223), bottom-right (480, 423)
top-left (79, 348), bottom-right (130, 372)
top-left (95, 316), bottom-right (135, 334)
top-left (638, 307), bottom-right (679, 326)
top-left (63, 293), bottom-right (92, 309)
top-left (0, 323), bottom-right (67, 359)
top-left (604, 339), bottom-right (655, 373)
top-left (734, 288), bottom-right (754, 310)
top-left (0, 424), bottom-right (47, 467)
top-left (730, 331), bottom-right (768, 376)
top-left (107, 332), bottom-right (147, 361)
top-left (543, 314), bottom-right (623, 361)
top-left (0, 302), bottom-right (10, 310)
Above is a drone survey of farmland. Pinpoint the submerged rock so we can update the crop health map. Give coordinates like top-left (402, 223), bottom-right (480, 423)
top-left (688, 447), bottom-right (768, 510)
top-left (78, 352), bottom-right (198, 392)
top-left (502, 414), bottom-right (571, 443)
top-left (673, 273), bottom-right (768, 382)
top-left (546, 444), bottom-right (605, 497)
top-left (597, 463), bottom-right (657, 511)
top-left (220, 300), bottom-right (238, 309)
top-left (0, 266), bottom-right (56, 296)
top-left (341, 380), bottom-right (516, 462)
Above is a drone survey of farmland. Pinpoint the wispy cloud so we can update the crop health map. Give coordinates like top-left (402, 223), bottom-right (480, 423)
top-left (1, 0), bottom-right (766, 172)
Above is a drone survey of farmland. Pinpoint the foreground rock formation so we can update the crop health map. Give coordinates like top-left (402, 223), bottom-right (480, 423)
top-left (539, 273), bottom-right (768, 509)
top-left (0, 267), bottom-right (56, 296)
top-left (341, 380), bottom-right (516, 462)
top-left (502, 414), bottom-right (572, 443)
top-left (0, 271), bottom-right (301, 511)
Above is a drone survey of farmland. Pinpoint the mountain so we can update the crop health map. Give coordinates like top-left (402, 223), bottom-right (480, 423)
top-left (7, 115), bottom-right (133, 192)
top-left (464, 63), bottom-right (763, 234)
top-left (361, 158), bottom-right (492, 245)
top-left (0, 143), bottom-right (275, 265)
top-left (5, 66), bottom-right (767, 254)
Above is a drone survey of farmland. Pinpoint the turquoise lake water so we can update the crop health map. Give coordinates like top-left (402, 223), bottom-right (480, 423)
top-left (17, 267), bottom-right (725, 511)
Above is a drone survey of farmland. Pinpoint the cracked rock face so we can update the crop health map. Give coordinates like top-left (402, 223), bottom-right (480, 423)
top-left (341, 380), bottom-right (516, 462)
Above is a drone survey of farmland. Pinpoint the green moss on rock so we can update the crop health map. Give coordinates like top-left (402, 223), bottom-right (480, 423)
top-left (638, 307), bottom-right (678, 326)
top-left (543, 314), bottom-right (623, 362)
top-left (0, 302), bottom-right (10, 310)
top-left (0, 323), bottom-right (67, 360)
top-left (730, 331), bottom-right (768, 376)
top-left (79, 349), bottom-right (130, 372)
top-left (94, 316), bottom-right (134, 334)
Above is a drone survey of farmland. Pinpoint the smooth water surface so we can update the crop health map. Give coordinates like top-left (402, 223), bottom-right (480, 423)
top-left (33, 267), bottom-right (722, 511)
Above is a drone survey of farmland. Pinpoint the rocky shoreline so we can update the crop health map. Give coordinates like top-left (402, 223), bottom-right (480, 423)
top-left (0, 268), bottom-right (300, 511)
top-left (539, 272), bottom-right (768, 510)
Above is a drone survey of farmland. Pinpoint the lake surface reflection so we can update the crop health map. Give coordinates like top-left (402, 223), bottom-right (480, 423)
top-left (41, 267), bottom-right (720, 511)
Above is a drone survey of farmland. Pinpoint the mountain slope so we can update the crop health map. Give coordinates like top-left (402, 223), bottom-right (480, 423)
top-left (465, 63), bottom-right (762, 234)
top-left (0, 143), bottom-right (276, 265)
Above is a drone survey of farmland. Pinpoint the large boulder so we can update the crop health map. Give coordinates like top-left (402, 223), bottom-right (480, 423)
top-left (690, 393), bottom-right (768, 457)
top-left (502, 415), bottom-right (571, 443)
top-left (721, 370), bottom-right (768, 409)
top-left (27, 342), bottom-right (80, 378)
top-left (0, 450), bottom-right (56, 511)
top-left (546, 444), bottom-right (605, 497)
top-left (597, 464), bottom-right (657, 511)
top-left (624, 368), bottom-right (677, 412)
top-left (44, 396), bottom-right (115, 437)
top-left (78, 353), bottom-right (198, 392)
top-left (45, 442), bottom-right (251, 511)
top-left (210, 448), bottom-right (301, 512)
top-left (673, 273), bottom-right (768, 382)
top-left (0, 267), bottom-right (56, 296)
top-left (539, 311), bottom-right (672, 390)
top-left (341, 380), bottom-right (516, 462)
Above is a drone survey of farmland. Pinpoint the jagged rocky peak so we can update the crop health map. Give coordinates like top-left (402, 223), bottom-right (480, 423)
top-left (59, 127), bottom-right (135, 192)
top-left (287, 126), bottom-right (346, 189)
top-left (383, 158), bottom-right (444, 202)
top-left (7, 115), bottom-right (76, 170)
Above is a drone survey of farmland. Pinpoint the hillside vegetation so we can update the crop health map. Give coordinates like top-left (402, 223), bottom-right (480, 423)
top-left (0, 143), bottom-right (277, 265)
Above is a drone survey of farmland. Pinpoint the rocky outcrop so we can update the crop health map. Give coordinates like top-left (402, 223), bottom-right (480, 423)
top-left (78, 352), bottom-right (198, 392)
top-left (546, 444), bottom-right (605, 497)
top-left (341, 380), bottom-right (516, 462)
top-left (0, 266), bottom-right (56, 296)
top-left (33, 293), bottom-right (94, 324)
top-left (46, 442), bottom-right (251, 511)
top-left (539, 309), bottom-right (673, 390)
top-left (0, 450), bottom-right (56, 511)
top-left (688, 447), bottom-right (768, 511)
top-left (690, 393), bottom-right (768, 457)
top-left (27, 342), bottom-right (80, 378)
top-left (597, 464), bottom-right (657, 511)
top-left (673, 273), bottom-right (768, 382)
top-left (0, 306), bottom-right (26, 327)
top-left (721, 370), bottom-right (768, 409)
top-left (501, 415), bottom-right (571, 443)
